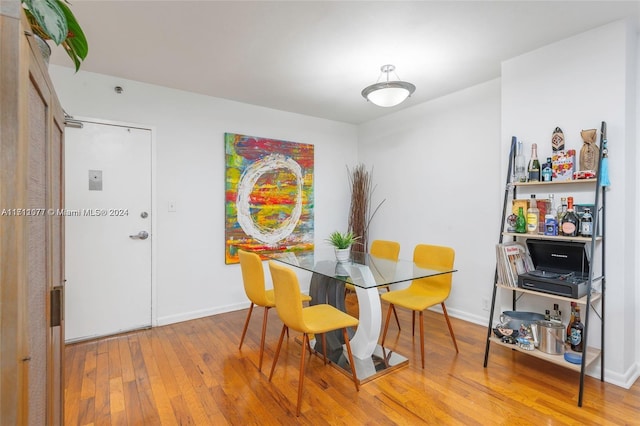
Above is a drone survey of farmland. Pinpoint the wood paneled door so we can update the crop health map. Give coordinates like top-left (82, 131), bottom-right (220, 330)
top-left (0, 5), bottom-right (66, 425)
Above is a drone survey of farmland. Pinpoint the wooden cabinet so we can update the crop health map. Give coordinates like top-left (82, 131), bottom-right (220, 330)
top-left (1, 4), bottom-right (65, 425)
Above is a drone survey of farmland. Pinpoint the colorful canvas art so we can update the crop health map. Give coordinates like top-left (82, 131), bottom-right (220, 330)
top-left (225, 133), bottom-right (314, 264)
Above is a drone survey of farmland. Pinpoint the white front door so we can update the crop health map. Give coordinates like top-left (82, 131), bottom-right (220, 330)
top-left (64, 120), bottom-right (152, 342)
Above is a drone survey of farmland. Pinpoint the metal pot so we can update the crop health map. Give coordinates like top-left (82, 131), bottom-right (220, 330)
top-left (537, 320), bottom-right (565, 354)
top-left (499, 311), bottom-right (545, 329)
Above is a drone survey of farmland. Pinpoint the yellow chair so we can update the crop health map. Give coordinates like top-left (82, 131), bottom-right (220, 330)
top-left (346, 240), bottom-right (401, 328)
top-left (370, 239), bottom-right (401, 261)
top-left (380, 244), bottom-right (458, 368)
top-left (237, 250), bottom-right (310, 372)
top-left (267, 261), bottom-right (359, 416)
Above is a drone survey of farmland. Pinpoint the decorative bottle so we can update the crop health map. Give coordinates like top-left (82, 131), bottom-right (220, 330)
top-left (514, 141), bottom-right (527, 183)
top-left (580, 208), bottom-right (593, 237)
top-left (560, 196), bottom-right (580, 237)
top-left (541, 157), bottom-right (553, 182)
top-left (515, 207), bottom-right (527, 233)
top-left (528, 143), bottom-right (541, 182)
top-left (526, 195), bottom-right (539, 234)
top-left (570, 306), bottom-right (584, 352)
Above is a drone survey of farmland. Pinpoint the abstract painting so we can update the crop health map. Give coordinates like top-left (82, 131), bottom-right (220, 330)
top-left (225, 133), bottom-right (314, 264)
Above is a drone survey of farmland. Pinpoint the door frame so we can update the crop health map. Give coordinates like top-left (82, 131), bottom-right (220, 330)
top-left (66, 116), bottom-right (158, 328)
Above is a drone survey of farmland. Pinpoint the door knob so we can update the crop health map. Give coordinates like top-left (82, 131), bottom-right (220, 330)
top-left (129, 231), bottom-right (149, 240)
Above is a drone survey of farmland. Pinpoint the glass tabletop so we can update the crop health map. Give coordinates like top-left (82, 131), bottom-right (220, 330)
top-left (266, 249), bottom-right (456, 289)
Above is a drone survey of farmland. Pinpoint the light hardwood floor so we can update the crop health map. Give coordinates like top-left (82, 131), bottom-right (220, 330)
top-left (64, 297), bottom-right (640, 425)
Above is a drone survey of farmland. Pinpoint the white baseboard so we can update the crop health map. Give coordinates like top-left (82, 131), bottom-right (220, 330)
top-left (155, 302), bottom-right (249, 327)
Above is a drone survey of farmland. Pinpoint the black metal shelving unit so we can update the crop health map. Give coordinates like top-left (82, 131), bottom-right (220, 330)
top-left (483, 124), bottom-right (607, 407)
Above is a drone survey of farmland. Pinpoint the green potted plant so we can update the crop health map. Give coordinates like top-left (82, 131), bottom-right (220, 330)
top-left (326, 231), bottom-right (360, 262)
top-left (22, 0), bottom-right (88, 71)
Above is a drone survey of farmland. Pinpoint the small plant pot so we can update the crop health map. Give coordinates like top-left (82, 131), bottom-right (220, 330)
top-left (33, 34), bottom-right (51, 67)
top-left (334, 248), bottom-right (351, 263)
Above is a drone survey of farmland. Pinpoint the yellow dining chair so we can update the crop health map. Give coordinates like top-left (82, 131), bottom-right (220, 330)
top-left (380, 244), bottom-right (458, 368)
top-left (267, 261), bottom-right (359, 416)
top-left (346, 239), bottom-right (401, 328)
top-left (237, 250), bottom-right (310, 372)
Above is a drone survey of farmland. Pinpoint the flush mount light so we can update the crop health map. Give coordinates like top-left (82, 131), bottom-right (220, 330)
top-left (361, 64), bottom-right (416, 107)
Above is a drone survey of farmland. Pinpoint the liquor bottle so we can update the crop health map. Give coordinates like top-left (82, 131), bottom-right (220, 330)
top-left (526, 195), bottom-right (539, 234)
top-left (515, 207), bottom-right (527, 233)
top-left (556, 197), bottom-right (568, 234)
top-left (541, 157), bottom-right (553, 182)
top-left (570, 306), bottom-right (584, 352)
top-left (580, 208), bottom-right (593, 237)
top-left (514, 140), bottom-right (527, 183)
top-left (544, 214), bottom-right (558, 236)
top-left (560, 197), bottom-right (580, 237)
top-left (550, 303), bottom-right (562, 324)
top-left (566, 302), bottom-right (577, 344)
top-left (528, 143), bottom-right (541, 182)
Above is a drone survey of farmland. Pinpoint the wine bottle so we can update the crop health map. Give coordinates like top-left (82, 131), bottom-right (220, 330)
top-left (560, 196), bottom-right (579, 237)
top-left (514, 141), bottom-right (527, 183)
top-left (570, 306), bottom-right (584, 352)
top-left (526, 195), bottom-right (539, 234)
top-left (528, 143), bottom-right (541, 182)
top-left (580, 208), bottom-right (593, 237)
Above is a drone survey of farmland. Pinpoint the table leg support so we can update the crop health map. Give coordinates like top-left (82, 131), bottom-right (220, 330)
top-left (350, 286), bottom-right (381, 359)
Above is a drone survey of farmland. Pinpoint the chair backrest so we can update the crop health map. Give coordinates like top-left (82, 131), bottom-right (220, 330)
top-left (370, 240), bottom-right (401, 261)
top-left (411, 244), bottom-right (456, 295)
top-left (238, 250), bottom-right (271, 306)
top-left (268, 261), bottom-right (306, 332)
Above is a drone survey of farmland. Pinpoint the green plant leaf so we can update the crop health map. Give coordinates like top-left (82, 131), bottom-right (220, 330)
top-left (325, 231), bottom-right (360, 249)
top-left (23, 0), bottom-right (68, 45)
top-left (57, 0), bottom-right (88, 71)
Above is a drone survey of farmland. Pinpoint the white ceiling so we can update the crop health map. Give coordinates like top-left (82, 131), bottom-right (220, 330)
top-left (49, 1), bottom-right (640, 124)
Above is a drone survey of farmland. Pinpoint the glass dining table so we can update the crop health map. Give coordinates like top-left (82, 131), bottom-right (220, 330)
top-left (266, 249), bottom-right (457, 383)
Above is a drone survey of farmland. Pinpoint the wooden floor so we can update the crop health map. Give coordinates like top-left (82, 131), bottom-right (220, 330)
top-left (64, 296), bottom-right (640, 425)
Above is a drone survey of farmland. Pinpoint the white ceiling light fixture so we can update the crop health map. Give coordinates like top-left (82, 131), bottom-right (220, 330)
top-left (361, 64), bottom-right (416, 107)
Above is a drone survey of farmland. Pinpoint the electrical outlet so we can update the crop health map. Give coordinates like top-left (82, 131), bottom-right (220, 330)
top-left (482, 298), bottom-right (490, 311)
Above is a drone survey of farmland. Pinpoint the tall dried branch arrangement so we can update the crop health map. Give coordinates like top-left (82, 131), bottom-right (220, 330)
top-left (347, 164), bottom-right (385, 251)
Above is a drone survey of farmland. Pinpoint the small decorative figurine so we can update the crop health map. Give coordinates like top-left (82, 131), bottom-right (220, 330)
top-left (551, 127), bottom-right (564, 152)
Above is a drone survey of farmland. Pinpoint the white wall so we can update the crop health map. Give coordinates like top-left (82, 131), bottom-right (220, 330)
top-left (357, 78), bottom-right (502, 326)
top-left (49, 66), bottom-right (359, 325)
top-left (501, 20), bottom-right (638, 388)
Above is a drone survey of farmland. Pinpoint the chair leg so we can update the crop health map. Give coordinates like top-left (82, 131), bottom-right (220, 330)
top-left (320, 333), bottom-right (328, 365)
top-left (258, 306), bottom-right (270, 372)
top-left (380, 303), bottom-right (394, 347)
top-left (296, 333), bottom-right (309, 416)
top-left (342, 328), bottom-right (359, 392)
top-left (419, 310), bottom-right (425, 369)
top-left (306, 334), bottom-right (314, 357)
top-left (238, 303), bottom-right (255, 350)
top-left (268, 325), bottom-right (287, 381)
top-left (441, 302), bottom-right (459, 353)
top-left (384, 287), bottom-right (401, 331)
top-left (412, 311), bottom-right (416, 337)
top-left (391, 306), bottom-right (401, 331)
